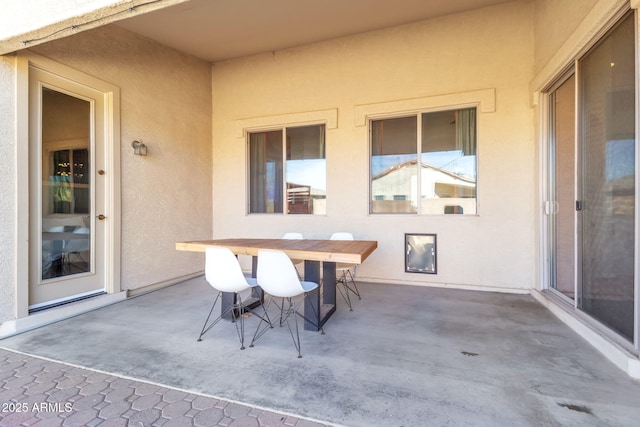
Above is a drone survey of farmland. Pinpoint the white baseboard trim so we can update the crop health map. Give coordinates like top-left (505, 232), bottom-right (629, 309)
top-left (126, 272), bottom-right (203, 298)
top-left (360, 277), bottom-right (531, 295)
top-left (0, 291), bottom-right (127, 340)
top-left (531, 289), bottom-right (640, 380)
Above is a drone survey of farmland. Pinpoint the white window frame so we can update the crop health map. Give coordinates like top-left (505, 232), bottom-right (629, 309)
top-left (368, 105), bottom-right (479, 215)
top-left (246, 122), bottom-right (327, 215)
top-left (355, 89), bottom-right (495, 217)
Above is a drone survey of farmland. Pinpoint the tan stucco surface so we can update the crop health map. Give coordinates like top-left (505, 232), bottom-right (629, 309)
top-left (210, 1), bottom-right (536, 291)
top-left (0, 0), bottom-right (628, 314)
top-left (29, 25), bottom-right (212, 291)
top-left (533, 0), bottom-right (600, 74)
top-left (0, 55), bottom-right (16, 322)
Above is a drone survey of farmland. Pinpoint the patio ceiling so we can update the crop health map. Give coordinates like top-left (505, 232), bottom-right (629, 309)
top-left (116, 0), bottom-right (514, 62)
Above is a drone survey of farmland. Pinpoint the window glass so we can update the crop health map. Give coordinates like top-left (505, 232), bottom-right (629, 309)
top-left (286, 125), bottom-right (326, 214)
top-left (249, 130), bottom-right (283, 213)
top-left (371, 116), bottom-right (418, 213)
top-left (579, 13), bottom-right (635, 340)
top-left (421, 108), bottom-right (476, 214)
top-left (370, 109), bottom-right (477, 214)
top-left (548, 73), bottom-right (576, 301)
top-left (249, 124), bottom-right (326, 214)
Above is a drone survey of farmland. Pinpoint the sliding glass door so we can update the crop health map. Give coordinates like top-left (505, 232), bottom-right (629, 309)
top-left (579, 13), bottom-right (636, 341)
top-left (547, 11), bottom-right (637, 345)
top-left (548, 73), bottom-right (576, 301)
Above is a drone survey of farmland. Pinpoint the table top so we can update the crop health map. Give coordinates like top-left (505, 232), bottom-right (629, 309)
top-left (42, 232), bottom-right (90, 241)
top-left (176, 238), bottom-right (377, 264)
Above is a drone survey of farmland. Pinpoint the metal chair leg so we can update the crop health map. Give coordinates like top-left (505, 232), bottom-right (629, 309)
top-left (199, 292), bottom-right (270, 350)
top-left (250, 297), bottom-right (275, 347)
top-left (345, 269), bottom-right (361, 300)
top-left (281, 298), bottom-right (302, 358)
top-left (198, 292), bottom-right (222, 341)
top-left (336, 268), bottom-right (360, 311)
top-left (251, 295), bottom-right (323, 358)
top-left (336, 272), bottom-right (353, 311)
top-left (232, 295), bottom-right (245, 350)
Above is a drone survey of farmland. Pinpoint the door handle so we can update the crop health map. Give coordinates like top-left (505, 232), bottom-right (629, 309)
top-left (97, 214), bottom-right (107, 220)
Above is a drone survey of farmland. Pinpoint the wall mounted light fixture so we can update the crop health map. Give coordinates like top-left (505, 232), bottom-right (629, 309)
top-left (131, 140), bottom-right (147, 156)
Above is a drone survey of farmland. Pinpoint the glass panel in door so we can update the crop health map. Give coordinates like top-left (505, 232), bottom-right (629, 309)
top-left (579, 13), bottom-right (635, 341)
top-left (41, 88), bottom-right (92, 280)
top-left (549, 74), bottom-right (576, 300)
top-left (29, 65), bottom-right (106, 308)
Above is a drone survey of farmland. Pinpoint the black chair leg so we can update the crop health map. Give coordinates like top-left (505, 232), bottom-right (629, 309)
top-left (199, 292), bottom-right (258, 350)
top-left (250, 298), bottom-right (275, 347)
top-left (337, 273), bottom-right (353, 311)
top-left (346, 269), bottom-right (361, 300)
top-left (198, 292), bottom-right (222, 341)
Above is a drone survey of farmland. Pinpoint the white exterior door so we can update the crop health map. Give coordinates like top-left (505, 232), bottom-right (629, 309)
top-left (28, 65), bottom-right (109, 308)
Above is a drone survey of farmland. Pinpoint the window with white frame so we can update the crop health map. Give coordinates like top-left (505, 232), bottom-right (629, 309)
top-left (248, 124), bottom-right (326, 214)
top-left (370, 107), bottom-right (477, 214)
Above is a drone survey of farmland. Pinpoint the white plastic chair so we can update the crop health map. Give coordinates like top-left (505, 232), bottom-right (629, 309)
top-left (250, 249), bottom-right (323, 358)
top-left (282, 232), bottom-right (303, 240)
top-left (330, 232), bottom-right (361, 311)
top-left (62, 227), bottom-right (91, 273)
top-left (282, 232), bottom-right (304, 278)
top-left (42, 226), bottom-right (65, 277)
top-left (198, 246), bottom-right (265, 350)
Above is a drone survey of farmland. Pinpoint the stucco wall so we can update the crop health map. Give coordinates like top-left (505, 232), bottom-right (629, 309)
top-left (210, 1), bottom-right (536, 291)
top-left (533, 0), bottom-right (600, 74)
top-left (30, 25), bottom-right (212, 291)
top-left (0, 55), bottom-right (16, 322)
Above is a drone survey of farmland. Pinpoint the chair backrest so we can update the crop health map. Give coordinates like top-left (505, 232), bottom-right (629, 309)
top-left (330, 232), bottom-right (354, 241)
top-left (205, 246), bottom-right (252, 293)
top-left (282, 232), bottom-right (303, 240)
top-left (64, 227), bottom-right (91, 253)
top-left (257, 249), bottom-right (305, 298)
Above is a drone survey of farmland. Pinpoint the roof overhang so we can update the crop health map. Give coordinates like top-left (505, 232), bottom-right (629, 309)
top-left (1, 0), bottom-right (514, 61)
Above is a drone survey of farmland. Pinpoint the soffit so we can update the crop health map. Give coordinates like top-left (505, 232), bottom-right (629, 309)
top-left (116, 0), bottom-right (514, 62)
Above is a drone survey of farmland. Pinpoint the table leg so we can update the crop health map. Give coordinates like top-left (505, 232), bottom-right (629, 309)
top-left (303, 260), bottom-right (321, 331)
top-left (323, 261), bottom-right (336, 306)
top-left (250, 255), bottom-right (263, 302)
top-left (222, 255), bottom-right (262, 321)
top-left (303, 260), bottom-right (338, 330)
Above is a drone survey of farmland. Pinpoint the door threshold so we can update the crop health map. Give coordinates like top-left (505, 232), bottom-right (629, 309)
top-left (1, 291), bottom-right (127, 339)
top-left (29, 290), bottom-right (107, 313)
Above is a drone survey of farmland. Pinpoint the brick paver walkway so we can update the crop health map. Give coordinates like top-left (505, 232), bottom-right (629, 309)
top-left (0, 348), bottom-right (330, 427)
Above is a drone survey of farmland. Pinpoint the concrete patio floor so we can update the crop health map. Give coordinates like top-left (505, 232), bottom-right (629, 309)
top-left (1, 277), bottom-right (640, 426)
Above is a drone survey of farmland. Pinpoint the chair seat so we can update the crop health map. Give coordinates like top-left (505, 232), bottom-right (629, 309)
top-left (251, 249), bottom-right (324, 357)
top-left (198, 246), bottom-right (263, 350)
top-left (329, 232), bottom-right (361, 311)
top-left (299, 280), bottom-right (318, 293)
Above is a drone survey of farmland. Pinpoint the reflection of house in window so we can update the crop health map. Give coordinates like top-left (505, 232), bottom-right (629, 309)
top-left (371, 159), bottom-right (476, 214)
top-left (287, 184), bottom-right (311, 214)
top-left (370, 107), bottom-right (477, 214)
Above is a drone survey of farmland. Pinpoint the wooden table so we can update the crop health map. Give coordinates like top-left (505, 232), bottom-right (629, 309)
top-left (176, 238), bottom-right (377, 330)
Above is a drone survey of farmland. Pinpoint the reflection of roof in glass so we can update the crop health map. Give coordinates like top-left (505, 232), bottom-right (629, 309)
top-left (372, 151), bottom-right (475, 178)
top-left (372, 155), bottom-right (476, 184)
